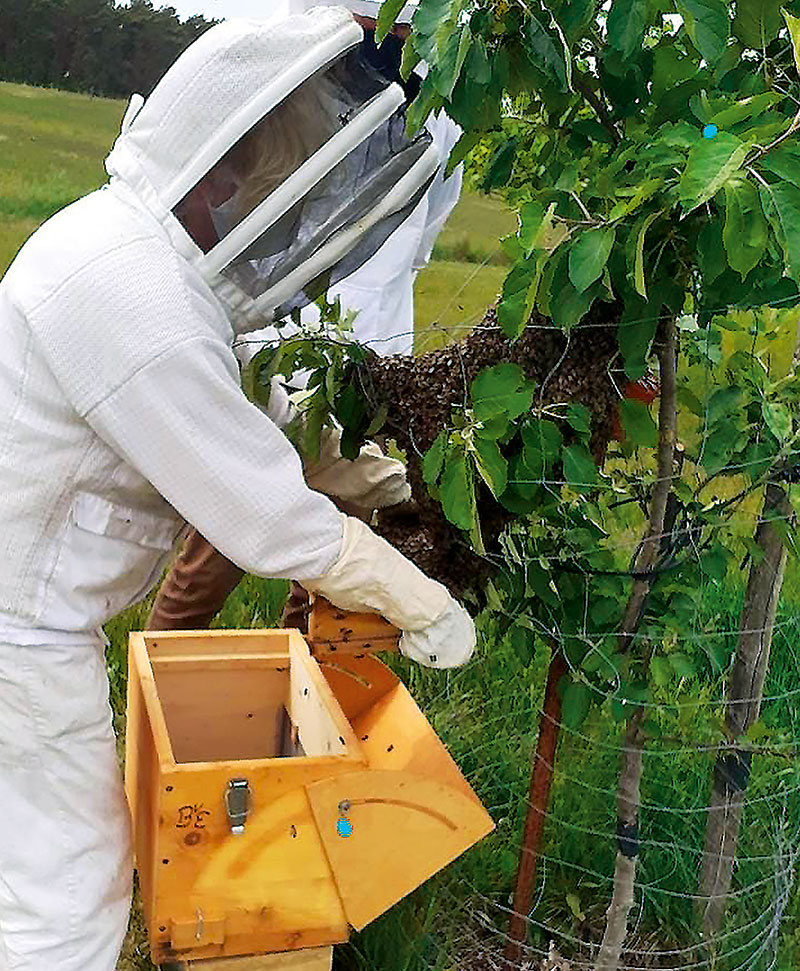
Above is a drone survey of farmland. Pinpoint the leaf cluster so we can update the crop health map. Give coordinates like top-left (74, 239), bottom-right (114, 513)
top-left (404, 0), bottom-right (800, 378)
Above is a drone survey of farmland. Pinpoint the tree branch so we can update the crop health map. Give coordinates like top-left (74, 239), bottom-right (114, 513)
top-left (574, 69), bottom-right (621, 145)
top-left (618, 317), bottom-right (678, 652)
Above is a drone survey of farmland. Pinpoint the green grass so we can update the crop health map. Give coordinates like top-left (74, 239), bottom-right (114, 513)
top-left (431, 189), bottom-right (517, 265)
top-left (0, 81), bottom-right (124, 270)
top-left (4, 80), bottom-right (800, 971)
top-left (414, 259), bottom-right (507, 354)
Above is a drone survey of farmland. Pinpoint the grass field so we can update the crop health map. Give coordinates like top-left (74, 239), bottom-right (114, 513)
top-left (3, 80), bottom-right (800, 971)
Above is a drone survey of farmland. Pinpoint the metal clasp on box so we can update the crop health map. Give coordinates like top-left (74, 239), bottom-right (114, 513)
top-left (225, 778), bottom-right (251, 835)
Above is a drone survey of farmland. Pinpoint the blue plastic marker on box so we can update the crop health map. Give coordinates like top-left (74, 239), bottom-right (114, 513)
top-left (702, 124), bottom-right (718, 139)
top-left (337, 818), bottom-right (353, 838)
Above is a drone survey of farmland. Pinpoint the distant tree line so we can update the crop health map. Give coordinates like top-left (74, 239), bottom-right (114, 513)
top-left (0, 0), bottom-right (215, 99)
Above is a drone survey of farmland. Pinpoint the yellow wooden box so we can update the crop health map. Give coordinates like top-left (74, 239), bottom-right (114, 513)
top-left (125, 627), bottom-right (494, 964)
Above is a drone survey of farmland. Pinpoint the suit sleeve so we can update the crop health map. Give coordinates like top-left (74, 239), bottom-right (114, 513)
top-left (83, 335), bottom-right (344, 579)
top-left (25, 235), bottom-right (343, 580)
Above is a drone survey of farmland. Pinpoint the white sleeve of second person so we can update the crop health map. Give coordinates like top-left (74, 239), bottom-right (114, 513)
top-left (413, 112), bottom-right (464, 272)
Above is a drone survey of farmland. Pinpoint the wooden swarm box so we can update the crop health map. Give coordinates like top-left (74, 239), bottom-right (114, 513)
top-left (125, 626), bottom-right (494, 964)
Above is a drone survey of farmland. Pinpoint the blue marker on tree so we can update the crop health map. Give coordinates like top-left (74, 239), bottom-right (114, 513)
top-left (702, 124), bottom-right (718, 139)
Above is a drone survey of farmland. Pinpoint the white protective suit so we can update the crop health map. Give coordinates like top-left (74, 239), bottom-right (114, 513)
top-left (0, 9), bottom-right (474, 970)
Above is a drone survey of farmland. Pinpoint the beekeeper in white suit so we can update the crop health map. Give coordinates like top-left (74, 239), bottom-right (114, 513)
top-left (146, 0), bottom-right (464, 634)
top-left (0, 9), bottom-right (475, 970)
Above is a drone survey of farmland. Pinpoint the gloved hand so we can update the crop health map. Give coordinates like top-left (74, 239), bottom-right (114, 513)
top-left (301, 514), bottom-right (476, 669)
top-left (305, 427), bottom-right (411, 511)
top-left (398, 598), bottom-right (476, 669)
top-left (254, 376), bottom-right (411, 511)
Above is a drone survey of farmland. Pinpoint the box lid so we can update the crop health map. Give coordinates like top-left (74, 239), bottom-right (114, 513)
top-left (306, 768), bottom-right (494, 930)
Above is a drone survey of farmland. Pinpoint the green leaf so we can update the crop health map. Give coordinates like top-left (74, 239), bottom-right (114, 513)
top-left (618, 314), bottom-right (658, 381)
top-left (619, 399), bottom-right (659, 448)
top-left (509, 625), bottom-right (534, 666)
top-left (422, 431), bottom-right (447, 486)
top-left (550, 276), bottom-right (599, 329)
top-left (759, 143), bottom-right (800, 189)
top-left (483, 137), bottom-right (518, 191)
top-left (445, 130), bottom-right (481, 179)
top-left (745, 719), bottom-right (771, 741)
top-left (505, 456), bottom-right (541, 504)
top-left (566, 892), bottom-right (586, 922)
top-left (400, 35), bottom-right (422, 81)
top-left (411, 0), bottom-right (451, 59)
top-left (562, 680), bottom-right (592, 729)
top-left (675, 0), bottom-right (730, 62)
top-left (633, 211), bottom-right (661, 299)
top-left (609, 178), bottom-right (662, 221)
top-left (365, 402), bottom-right (389, 437)
top-left (698, 218), bottom-right (728, 284)
top-left (476, 414), bottom-right (510, 440)
top-left (522, 419), bottom-right (564, 458)
top-left (734, 0), bottom-right (783, 48)
top-left (565, 403), bottom-right (592, 441)
top-left (473, 437), bottom-right (508, 498)
top-left (710, 92), bottom-right (782, 128)
top-left (434, 24), bottom-right (472, 99)
top-left (546, 249), bottom-right (599, 330)
top-left (466, 33), bottom-right (491, 83)
top-left (762, 401), bottom-right (792, 442)
top-left (520, 200), bottom-right (559, 257)
top-left (678, 384), bottom-right (704, 416)
top-left (405, 72), bottom-right (444, 135)
top-left (497, 254), bottom-right (542, 338)
top-left (521, 419), bottom-right (564, 477)
top-left (679, 132), bottom-right (749, 213)
top-left (302, 390), bottom-right (326, 464)
top-left (523, 14), bottom-right (567, 90)
top-left (707, 386), bottom-right (743, 425)
top-left (702, 421), bottom-right (743, 472)
top-left (784, 8), bottom-right (800, 75)
top-left (723, 178), bottom-right (768, 278)
top-left (376, 0), bottom-right (409, 44)
top-left (568, 227), bottom-right (616, 293)
top-left (562, 444), bottom-right (598, 492)
top-left (759, 181), bottom-right (800, 282)
top-left (440, 449), bottom-right (474, 531)
top-left (669, 653), bottom-right (696, 679)
top-left (607, 0), bottom-right (649, 58)
top-left (471, 363), bottom-right (535, 421)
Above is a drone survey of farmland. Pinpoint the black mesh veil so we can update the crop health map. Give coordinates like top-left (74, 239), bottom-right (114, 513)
top-left (189, 47), bottom-right (437, 324)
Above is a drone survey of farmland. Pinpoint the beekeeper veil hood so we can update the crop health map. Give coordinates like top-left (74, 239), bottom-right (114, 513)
top-left (105, 6), bottom-right (437, 334)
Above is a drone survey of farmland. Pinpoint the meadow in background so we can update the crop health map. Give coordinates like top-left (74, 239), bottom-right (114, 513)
top-left (4, 80), bottom-right (800, 971)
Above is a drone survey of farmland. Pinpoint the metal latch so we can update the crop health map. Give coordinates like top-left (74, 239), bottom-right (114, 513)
top-left (224, 778), bottom-right (250, 835)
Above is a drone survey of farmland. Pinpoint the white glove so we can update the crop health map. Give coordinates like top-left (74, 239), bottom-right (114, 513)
top-left (301, 514), bottom-right (476, 668)
top-left (252, 378), bottom-right (410, 510)
top-left (399, 599), bottom-right (476, 669)
top-left (305, 427), bottom-right (411, 510)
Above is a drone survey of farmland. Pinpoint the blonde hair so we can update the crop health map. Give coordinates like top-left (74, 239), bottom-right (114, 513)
top-left (221, 73), bottom-right (343, 219)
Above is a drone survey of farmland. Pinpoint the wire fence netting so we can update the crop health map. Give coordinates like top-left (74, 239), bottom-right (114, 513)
top-left (298, 272), bottom-right (800, 971)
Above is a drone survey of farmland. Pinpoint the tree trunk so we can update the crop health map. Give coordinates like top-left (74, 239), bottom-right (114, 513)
top-left (504, 650), bottom-right (569, 968)
top-left (595, 316), bottom-right (678, 971)
top-left (697, 483), bottom-right (791, 939)
top-left (595, 715), bottom-right (645, 971)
